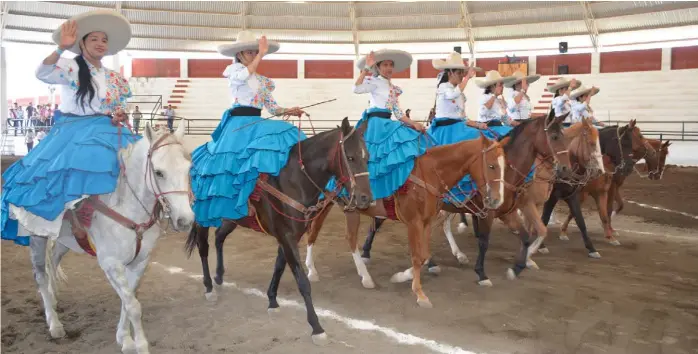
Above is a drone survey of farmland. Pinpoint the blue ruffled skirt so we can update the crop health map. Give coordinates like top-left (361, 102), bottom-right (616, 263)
top-left (1, 112), bottom-right (140, 246)
top-left (190, 107), bottom-right (307, 227)
top-left (427, 118), bottom-right (532, 204)
top-left (325, 108), bottom-right (431, 200)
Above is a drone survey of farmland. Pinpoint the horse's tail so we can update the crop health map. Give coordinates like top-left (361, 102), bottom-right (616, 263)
top-left (184, 222), bottom-right (202, 258)
top-left (45, 238), bottom-right (68, 298)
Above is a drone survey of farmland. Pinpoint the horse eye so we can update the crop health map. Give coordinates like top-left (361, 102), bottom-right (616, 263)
top-left (488, 164), bottom-right (495, 170)
top-left (347, 156), bottom-right (355, 162)
top-left (155, 170), bottom-right (164, 178)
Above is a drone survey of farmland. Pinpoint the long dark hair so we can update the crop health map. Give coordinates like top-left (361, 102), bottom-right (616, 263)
top-left (437, 69), bottom-right (459, 87)
top-left (484, 85), bottom-right (494, 95)
top-left (74, 34), bottom-right (96, 111)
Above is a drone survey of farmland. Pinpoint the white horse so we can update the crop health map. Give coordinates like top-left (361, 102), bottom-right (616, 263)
top-left (24, 122), bottom-right (193, 354)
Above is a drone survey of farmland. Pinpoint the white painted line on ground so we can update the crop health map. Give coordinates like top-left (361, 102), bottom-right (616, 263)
top-left (626, 200), bottom-right (698, 220)
top-left (151, 262), bottom-right (482, 354)
top-left (615, 228), bottom-right (698, 242)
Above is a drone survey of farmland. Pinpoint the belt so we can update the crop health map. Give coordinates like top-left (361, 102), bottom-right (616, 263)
top-left (230, 106), bottom-right (262, 117)
top-left (432, 118), bottom-right (465, 128)
top-left (367, 111), bottom-right (391, 119)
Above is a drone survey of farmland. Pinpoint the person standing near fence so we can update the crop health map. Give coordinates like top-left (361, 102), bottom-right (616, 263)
top-left (132, 105), bottom-right (143, 134)
top-left (25, 128), bottom-right (35, 152)
top-left (164, 104), bottom-right (175, 133)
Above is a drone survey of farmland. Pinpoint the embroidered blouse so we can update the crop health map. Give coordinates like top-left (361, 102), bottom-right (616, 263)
top-left (551, 94), bottom-right (571, 119)
top-left (506, 89), bottom-right (532, 121)
top-left (35, 58), bottom-right (131, 116)
top-left (477, 93), bottom-right (507, 123)
top-left (352, 75), bottom-right (405, 120)
top-left (435, 82), bottom-right (466, 119)
top-left (569, 100), bottom-right (599, 124)
top-left (223, 63), bottom-right (283, 115)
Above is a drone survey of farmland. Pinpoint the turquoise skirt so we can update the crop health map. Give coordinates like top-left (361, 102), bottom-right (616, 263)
top-left (190, 107), bottom-right (307, 227)
top-left (1, 112), bottom-right (140, 246)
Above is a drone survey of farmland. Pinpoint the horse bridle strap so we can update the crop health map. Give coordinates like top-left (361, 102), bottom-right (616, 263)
top-left (407, 174), bottom-right (442, 197)
top-left (256, 176), bottom-right (336, 218)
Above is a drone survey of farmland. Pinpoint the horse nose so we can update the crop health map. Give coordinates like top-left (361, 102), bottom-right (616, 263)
top-left (176, 216), bottom-right (192, 230)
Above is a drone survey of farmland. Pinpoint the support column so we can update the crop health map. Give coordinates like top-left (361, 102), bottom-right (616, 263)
top-left (661, 47), bottom-right (671, 71)
top-left (591, 52), bottom-right (601, 74)
top-left (1, 46), bottom-right (7, 134)
top-left (297, 58), bottom-right (305, 79)
top-left (410, 57), bottom-right (418, 78)
top-left (528, 55), bottom-right (537, 75)
top-left (180, 58), bottom-right (188, 78)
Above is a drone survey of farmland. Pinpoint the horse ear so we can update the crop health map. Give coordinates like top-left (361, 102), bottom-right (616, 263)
top-left (341, 117), bottom-right (351, 134)
top-left (554, 112), bottom-right (568, 124)
top-left (356, 118), bottom-right (367, 135)
top-left (664, 140), bottom-right (672, 147)
top-left (629, 119), bottom-right (636, 128)
top-left (144, 123), bottom-right (154, 144)
top-left (174, 118), bottom-right (185, 140)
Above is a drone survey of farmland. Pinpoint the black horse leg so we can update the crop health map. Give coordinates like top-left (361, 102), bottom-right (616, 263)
top-left (460, 213), bottom-right (469, 228)
top-left (280, 233), bottom-right (325, 338)
top-left (194, 225), bottom-right (214, 295)
top-left (473, 216), bottom-right (493, 285)
top-left (565, 193), bottom-right (600, 257)
top-left (539, 190), bottom-right (560, 251)
top-left (361, 217), bottom-right (385, 260)
top-left (214, 222), bottom-right (237, 286)
top-left (267, 245), bottom-right (286, 310)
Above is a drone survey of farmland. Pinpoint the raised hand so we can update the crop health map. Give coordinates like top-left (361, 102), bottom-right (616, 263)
top-left (366, 51), bottom-right (377, 68)
top-left (60, 20), bottom-right (77, 50)
top-left (258, 36), bottom-right (269, 56)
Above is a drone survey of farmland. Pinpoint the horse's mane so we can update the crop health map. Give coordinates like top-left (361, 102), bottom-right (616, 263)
top-left (503, 118), bottom-right (537, 150)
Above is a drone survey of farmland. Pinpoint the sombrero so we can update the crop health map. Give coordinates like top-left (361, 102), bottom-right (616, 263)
top-left (432, 51), bottom-right (482, 71)
top-left (504, 71), bottom-right (541, 88)
top-left (52, 10), bottom-right (131, 56)
top-left (570, 85), bottom-right (600, 100)
top-left (547, 78), bottom-right (583, 93)
top-left (475, 70), bottom-right (517, 89)
top-left (218, 31), bottom-right (280, 58)
top-left (356, 49), bottom-right (412, 73)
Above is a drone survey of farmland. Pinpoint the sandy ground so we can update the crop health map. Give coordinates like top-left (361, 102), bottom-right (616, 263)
top-left (2, 158), bottom-right (698, 354)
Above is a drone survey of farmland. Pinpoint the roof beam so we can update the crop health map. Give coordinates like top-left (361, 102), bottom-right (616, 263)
top-left (241, 1), bottom-right (248, 31)
top-left (580, 1), bottom-right (600, 52)
top-left (0, 1), bottom-right (10, 45)
top-left (349, 1), bottom-right (359, 59)
top-left (459, 0), bottom-right (475, 61)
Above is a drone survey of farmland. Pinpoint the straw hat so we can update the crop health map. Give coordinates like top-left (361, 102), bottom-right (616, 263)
top-left (475, 70), bottom-right (517, 89)
top-left (218, 31), bottom-right (280, 58)
top-left (432, 52), bottom-right (483, 71)
top-left (52, 10), bottom-right (131, 56)
top-left (504, 71), bottom-right (541, 88)
top-left (356, 49), bottom-right (413, 73)
top-left (570, 85), bottom-right (600, 100)
top-left (547, 78), bottom-right (583, 93)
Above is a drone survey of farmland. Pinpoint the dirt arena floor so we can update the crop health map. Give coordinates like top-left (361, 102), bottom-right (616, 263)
top-left (2, 156), bottom-right (698, 354)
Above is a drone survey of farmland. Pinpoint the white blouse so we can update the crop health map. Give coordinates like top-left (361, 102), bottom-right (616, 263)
top-left (506, 89), bottom-right (532, 121)
top-left (477, 93), bottom-right (507, 123)
top-left (551, 94), bottom-right (571, 119)
top-left (352, 75), bottom-right (405, 120)
top-left (223, 63), bottom-right (283, 115)
top-left (569, 100), bottom-right (594, 124)
top-left (435, 82), bottom-right (465, 119)
top-left (35, 58), bottom-right (131, 116)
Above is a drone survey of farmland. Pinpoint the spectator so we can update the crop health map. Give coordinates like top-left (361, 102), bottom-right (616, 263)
top-left (9, 103), bottom-right (19, 136)
top-left (132, 106), bottom-right (143, 134)
top-left (36, 129), bottom-right (47, 144)
top-left (26, 103), bottom-right (35, 124)
top-left (15, 104), bottom-right (25, 135)
top-left (25, 128), bottom-right (35, 152)
top-left (164, 104), bottom-right (175, 133)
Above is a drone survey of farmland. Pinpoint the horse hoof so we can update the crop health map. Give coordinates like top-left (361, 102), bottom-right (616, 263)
top-left (455, 252), bottom-right (469, 265)
top-left (390, 271), bottom-right (412, 283)
top-left (537, 247), bottom-right (550, 254)
top-left (611, 211), bottom-right (617, 217)
top-left (361, 277), bottom-right (376, 289)
top-left (478, 279), bottom-right (493, 287)
top-left (205, 291), bottom-right (218, 302)
top-left (50, 325), bottom-right (66, 339)
top-left (361, 257), bottom-right (370, 265)
top-left (588, 252), bottom-right (602, 259)
top-left (417, 298), bottom-right (433, 308)
top-left (427, 265), bottom-right (441, 274)
top-left (311, 332), bottom-right (329, 346)
top-left (267, 307), bottom-right (281, 314)
top-left (135, 340), bottom-right (150, 354)
top-left (526, 260), bottom-right (539, 270)
top-left (559, 234), bottom-right (570, 241)
top-left (457, 223), bottom-right (468, 234)
top-left (506, 268), bottom-right (517, 280)
top-left (120, 337), bottom-right (137, 354)
top-left (608, 239), bottom-right (621, 246)
top-left (307, 271), bottom-right (320, 282)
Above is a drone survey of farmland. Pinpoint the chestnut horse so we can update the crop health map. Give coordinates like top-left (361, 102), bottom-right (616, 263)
top-left (185, 118), bottom-right (371, 344)
top-left (305, 134), bottom-right (505, 307)
top-left (537, 121), bottom-right (635, 258)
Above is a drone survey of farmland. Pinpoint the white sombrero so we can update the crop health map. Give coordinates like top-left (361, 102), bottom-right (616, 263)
top-left (432, 51), bottom-right (482, 71)
top-left (356, 49), bottom-right (412, 73)
top-left (218, 31), bottom-right (280, 58)
top-left (547, 78), bottom-right (583, 93)
top-left (52, 10), bottom-right (131, 56)
top-left (475, 70), bottom-right (517, 89)
top-left (504, 71), bottom-right (541, 88)
top-left (570, 85), bottom-right (600, 100)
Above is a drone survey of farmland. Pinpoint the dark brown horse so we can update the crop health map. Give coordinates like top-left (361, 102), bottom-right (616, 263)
top-left (185, 118), bottom-right (371, 344)
top-left (305, 134), bottom-right (506, 307)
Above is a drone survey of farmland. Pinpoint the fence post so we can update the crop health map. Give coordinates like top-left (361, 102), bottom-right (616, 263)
top-left (682, 122), bottom-right (685, 141)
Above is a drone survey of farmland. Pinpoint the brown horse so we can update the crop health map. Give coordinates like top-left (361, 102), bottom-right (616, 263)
top-left (305, 134), bottom-right (506, 307)
top-left (441, 117), bottom-right (602, 272)
top-left (558, 120), bottom-right (646, 245)
top-left (610, 138), bottom-right (671, 217)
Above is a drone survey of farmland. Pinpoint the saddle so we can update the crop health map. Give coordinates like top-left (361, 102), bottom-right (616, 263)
top-left (64, 200), bottom-right (97, 256)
